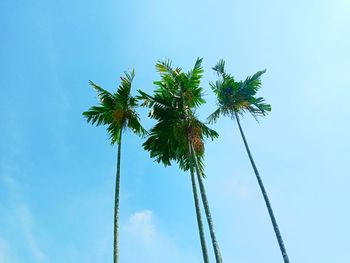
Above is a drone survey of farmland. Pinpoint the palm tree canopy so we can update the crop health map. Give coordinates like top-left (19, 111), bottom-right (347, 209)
top-left (208, 59), bottom-right (271, 124)
top-left (83, 70), bottom-right (147, 144)
top-left (138, 58), bottom-right (218, 175)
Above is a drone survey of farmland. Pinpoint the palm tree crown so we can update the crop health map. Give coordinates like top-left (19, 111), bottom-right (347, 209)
top-left (208, 59), bottom-right (271, 124)
top-left (83, 70), bottom-right (146, 142)
top-left (139, 58), bottom-right (218, 174)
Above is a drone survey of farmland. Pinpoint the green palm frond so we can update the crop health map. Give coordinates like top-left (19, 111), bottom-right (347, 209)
top-left (188, 58), bottom-right (204, 85)
top-left (137, 90), bottom-right (173, 111)
top-left (156, 59), bottom-right (182, 76)
top-left (106, 123), bottom-right (122, 145)
top-left (82, 105), bottom-right (114, 126)
top-left (207, 108), bottom-right (221, 124)
top-left (186, 58), bottom-right (206, 108)
top-left (114, 70), bottom-right (135, 108)
top-left (178, 151), bottom-right (206, 178)
top-left (156, 59), bottom-right (173, 74)
top-left (212, 59), bottom-right (226, 76)
top-left (193, 117), bottom-right (219, 140)
top-left (89, 80), bottom-right (115, 107)
top-left (127, 111), bottom-right (148, 137)
top-left (241, 69), bottom-right (266, 97)
top-left (143, 119), bottom-right (180, 166)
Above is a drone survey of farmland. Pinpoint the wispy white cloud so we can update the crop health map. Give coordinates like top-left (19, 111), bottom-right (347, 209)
top-left (124, 210), bottom-right (156, 244)
top-left (17, 205), bottom-right (46, 262)
top-left (121, 210), bottom-right (198, 263)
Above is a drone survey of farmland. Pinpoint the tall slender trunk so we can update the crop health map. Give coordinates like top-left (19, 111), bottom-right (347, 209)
top-left (114, 129), bottom-right (123, 263)
top-left (190, 143), bottom-right (223, 263)
top-left (189, 143), bottom-right (210, 263)
top-left (234, 111), bottom-right (290, 263)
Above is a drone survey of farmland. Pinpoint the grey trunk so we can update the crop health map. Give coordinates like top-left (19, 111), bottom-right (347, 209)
top-left (234, 111), bottom-right (290, 263)
top-left (114, 130), bottom-right (123, 263)
top-left (189, 143), bottom-right (210, 263)
top-left (191, 143), bottom-right (223, 263)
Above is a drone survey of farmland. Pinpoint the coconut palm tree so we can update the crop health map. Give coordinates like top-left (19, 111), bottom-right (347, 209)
top-left (208, 59), bottom-right (290, 263)
top-left (138, 58), bottom-right (222, 263)
top-left (83, 70), bottom-right (146, 263)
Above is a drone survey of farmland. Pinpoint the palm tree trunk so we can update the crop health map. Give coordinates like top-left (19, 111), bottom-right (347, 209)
top-left (234, 111), bottom-right (290, 263)
top-left (191, 143), bottom-right (223, 263)
top-left (114, 129), bottom-right (123, 263)
top-left (189, 143), bottom-right (210, 263)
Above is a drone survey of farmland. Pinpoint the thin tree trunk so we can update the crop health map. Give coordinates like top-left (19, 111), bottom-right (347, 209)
top-left (234, 111), bottom-right (290, 263)
top-left (114, 129), bottom-right (123, 263)
top-left (189, 143), bottom-right (210, 263)
top-left (191, 143), bottom-right (223, 263)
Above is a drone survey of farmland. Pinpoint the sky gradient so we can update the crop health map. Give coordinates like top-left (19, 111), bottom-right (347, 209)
top-left (1, 0), bottom-right (350, 262)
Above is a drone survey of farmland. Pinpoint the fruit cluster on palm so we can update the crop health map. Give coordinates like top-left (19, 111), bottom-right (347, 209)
top-left (83, 58), bottom-right (290, 263)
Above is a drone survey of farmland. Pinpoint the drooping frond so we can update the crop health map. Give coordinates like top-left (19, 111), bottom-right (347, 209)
top-left (207, 108), bottom-right (221, 124)
top-left (126, 110), bottom-right (148, 137)
top-left (106, 123), bottom-right (122, 145)
top-left (193, 117), bottom-right (219, 141)
top-left (143, 119), bottom-right (182, 166)
top-left (178, 149), bottom-right (207, 178)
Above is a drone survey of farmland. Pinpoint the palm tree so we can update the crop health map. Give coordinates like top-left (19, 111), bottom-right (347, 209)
top-left (83, 70), bottom-right (146, 263)
top-left (138, 58), bottom-right (223, 263)
top-left (208, 59), bottom-right (290, 263)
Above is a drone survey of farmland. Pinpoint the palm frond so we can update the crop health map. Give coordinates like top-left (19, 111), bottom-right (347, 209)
top-left (207, 108), bottom-right (221, 124)
top-left (114, 70), bottom-right (135, 108)
top-left (188, 57), bottom-right (204, 83)
top-left (212, 59), bottom-right (226, 76)
top-left (83, 105), bottom-right (113, 126)
top-left (193, 118), bottom-right (219, 140)
top-left (156, 59), bottom-right (182, 76)
top-left (89, 80), bottom-right (115, 107)
top-left (178, 151), bottom-right (206, 178)
top-left (241, 69), bottom-right (266, 96)
top-left (127, 111), bottom-right (148, 137)
top-left (106, 123), bottom-right (122, 145)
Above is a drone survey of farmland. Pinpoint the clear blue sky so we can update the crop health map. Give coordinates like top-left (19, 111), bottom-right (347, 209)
top-left (1, 0), bottom-right (349, 262)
